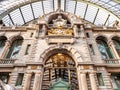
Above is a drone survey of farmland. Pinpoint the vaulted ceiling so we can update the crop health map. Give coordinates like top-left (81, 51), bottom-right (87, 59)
top-left (0, 0), bottom-right (120, 26)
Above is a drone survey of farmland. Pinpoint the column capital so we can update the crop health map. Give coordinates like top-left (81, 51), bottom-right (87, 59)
top-left (34, 71), bottom-right (42, 74)
top-left (88, 71), bottom-right (96, 74)
top-left (5, 40), bottom-right (11, 47)
top-left (79, 71), bottom-right (87, 74)
top-left (107, 40), bottom-right (114, 46)
top-left (26, 71), bottom-right (33, 74)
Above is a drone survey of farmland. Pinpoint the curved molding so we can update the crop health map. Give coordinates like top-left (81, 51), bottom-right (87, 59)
top-left (39, 45), bottom-right (83, 66)
top-left (8, 34), bottom-right (24, 44)
top-left (0, 32), bottom-right (7, 39)
top-left (109, 34), bottom-right (120, 40)
top-left (95, 34), bottom-right (108, 41)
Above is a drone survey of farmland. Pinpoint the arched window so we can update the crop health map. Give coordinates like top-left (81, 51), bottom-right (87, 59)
top-left (96, 37), bottom-right (114, 60)
top-left (5, 37), bottom-right (23, 59)
top-left (112, 39), bottom-right (120, 57)
top-left (0, 36), bottom-right (7, 54)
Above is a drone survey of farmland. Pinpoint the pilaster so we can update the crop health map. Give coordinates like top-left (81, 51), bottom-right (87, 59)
top-left (79, 72), bottom-right (88, 90)
top-left (32, 71), bottom-right (42, 90)
top-left (23, 71), bottom-right (33, 90)
top-left (89, 72), bottom-right (98, 90)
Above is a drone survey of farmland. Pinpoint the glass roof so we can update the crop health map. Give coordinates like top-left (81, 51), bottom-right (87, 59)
top-left (0, 0), bottom-right (120, 26)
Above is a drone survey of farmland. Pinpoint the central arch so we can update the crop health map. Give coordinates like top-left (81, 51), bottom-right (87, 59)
top-left (41, 48), bottom-right (79, 90)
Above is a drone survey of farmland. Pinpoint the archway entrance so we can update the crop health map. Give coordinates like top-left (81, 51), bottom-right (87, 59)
top-left (41, 53), bottom-right (78, 90)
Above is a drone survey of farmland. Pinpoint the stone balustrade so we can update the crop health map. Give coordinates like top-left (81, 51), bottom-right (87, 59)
top-left (104, 59), bottom-right (120, 64)
top-left (0, 59), bottom-right (16, 64)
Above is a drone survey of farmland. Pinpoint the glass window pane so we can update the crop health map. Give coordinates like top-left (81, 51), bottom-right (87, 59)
top-left (61, 0), bottom-right (65, 11)
top-left (95, 10), bottom-right (109, 26)
top-left (21, 4), bottom-right (34, 22)
top-left (66, 0), bottom-right (76, 14)
top-left (0, 37), bottom-right (6, 54)
top-left (85, 5), bottom-right (98, 23)
top-left (97, 73), bottom-right (104, 86)
top-left (6, 39), bottom-right (23, 59)
top-left (43, 0), bottom-right (53, 14)
top-left (97, 39), bottom-right (114, 59)
top-left (54, 0), bottom-right (58, 11)
top-left (32, 1), bottom-right (43, 18)
top-left (76, 2), bottom-right (87, 18)
top-left (0, 73), bottom-right (10, 84)
top-left (10, 9), bottom-right (24, 26)
top-left (16, 73), bottom-right (24, 86)
top-left (2, 15), bottom-right (13, 26)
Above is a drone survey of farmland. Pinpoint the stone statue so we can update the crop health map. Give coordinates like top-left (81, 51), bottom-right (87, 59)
top-left (0, 80), bottom-right (15, 90)
top-left (113, 20), bottom-right (120, 28)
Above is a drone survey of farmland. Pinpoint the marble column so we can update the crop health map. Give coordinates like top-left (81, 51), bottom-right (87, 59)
top-left (23, 72), bottom-right (32, 90)
top-left (89, 72), bottom-right (98, 90)
top-left (32, 72), bottom-right (42, 90)
top-left (0, 41), bottom-right (11, 58)
top-left (80, 72), bottom-right (88, 90)
top-left (108, 40), bottom-right (120, 59)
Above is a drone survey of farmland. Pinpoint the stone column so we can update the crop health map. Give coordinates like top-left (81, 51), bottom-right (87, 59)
top-left (89, 72), bottom-right (98, 90)
top-left (80, 72), bottom-right (88, 90)
top-left (108, 40), bottom-right (120, 59)
top-left (107, 73), bottom-right (114, 90)
top-left (32, 72), bottom-right (42, 90)
top-left (23, 72), bottom-right (32, 90)
top-left (0, 41), bottom-right (11, 58)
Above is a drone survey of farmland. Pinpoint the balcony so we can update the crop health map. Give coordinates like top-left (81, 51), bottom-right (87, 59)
top-left (104, 59), bottom-right (120, 64)
top-left (0, 59), bottom-right (16, 67)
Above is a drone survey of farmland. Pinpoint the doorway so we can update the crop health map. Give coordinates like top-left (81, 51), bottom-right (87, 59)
top-left (41, 53), bottom-right (78, 90)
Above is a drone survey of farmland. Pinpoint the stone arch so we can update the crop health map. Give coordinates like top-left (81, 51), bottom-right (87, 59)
top-left (8, 35), bottom-right (24, 45)
top-left (95, 34), bottom-right (108, 42)
top-left (0, 32), bottom-right (8, 39)
top-left (39, 45), bottom-right (83, 66)
top-left (0, 36), bottom-right (7, 41)
top-left (110, 34), bottom-right (120, 41)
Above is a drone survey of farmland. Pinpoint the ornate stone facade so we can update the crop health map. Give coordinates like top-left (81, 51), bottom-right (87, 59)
top-left (0, 10), bottom-right (120, 90)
